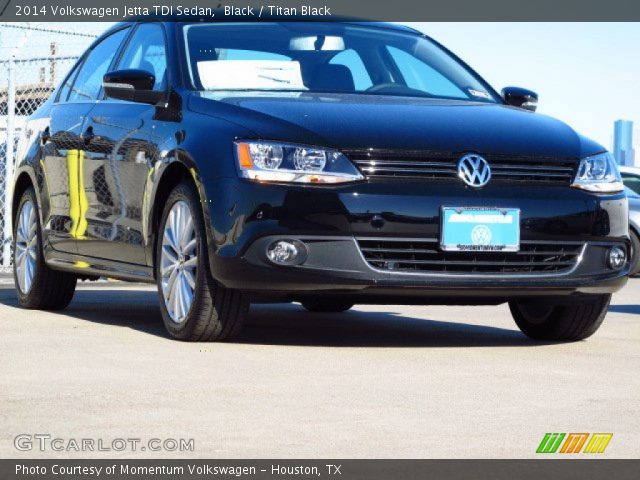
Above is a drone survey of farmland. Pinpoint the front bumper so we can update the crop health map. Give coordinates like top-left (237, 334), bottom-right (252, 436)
top-left (203, 179), bottom-right (630, 301)
top-left (212, 235), bottom-right (628, 301)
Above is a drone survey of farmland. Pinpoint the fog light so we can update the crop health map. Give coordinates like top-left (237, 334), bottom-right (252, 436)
top-left (266, 240), bottom-right (306, 265)
top-left (607, 246), bottom-right (626, 270)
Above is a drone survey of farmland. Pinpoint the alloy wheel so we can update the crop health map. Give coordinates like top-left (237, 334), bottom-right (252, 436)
top-left (160, 200), bottom-right (198, 323)
top-left (15, 200), bottom-right (37, 294)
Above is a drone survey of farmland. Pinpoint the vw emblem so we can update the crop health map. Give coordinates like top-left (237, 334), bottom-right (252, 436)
top-left (457, 154), bottom-right (491, 187)
top-left (471, 225), bottom-right (492, 245)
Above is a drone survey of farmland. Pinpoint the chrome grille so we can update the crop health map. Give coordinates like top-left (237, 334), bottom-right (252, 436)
top-left (346, 150), bottom-right (577, 185)
top-left (357, 238), bottom-right (584, 274)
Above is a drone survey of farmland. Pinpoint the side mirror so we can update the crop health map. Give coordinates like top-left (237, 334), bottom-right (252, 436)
top-left (501, 86), bottom-right (538, 112)
top-left (103, 69), bottom-right (165, 105)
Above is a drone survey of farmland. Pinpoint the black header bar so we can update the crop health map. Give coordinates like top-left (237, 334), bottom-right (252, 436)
top-left (1, 0), bottom-right (640, 22)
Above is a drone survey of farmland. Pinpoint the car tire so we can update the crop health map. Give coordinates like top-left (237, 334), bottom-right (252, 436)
top-left (630, 229), bottom-right (640, 277)
top-left (156, 181), bottom-right (248, 342)
top-left (509, 294), bottom-right (611, 342)
top-left (301, 299), bottom-right (354, 313)
top-left (13, 187), bottom-right (77, 310)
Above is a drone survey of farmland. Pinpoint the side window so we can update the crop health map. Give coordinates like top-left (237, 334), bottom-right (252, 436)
top-left (68, 28), bottom-right (129, 103)
top-left (329, 49), bottom-right (372, 91)
top-left (57, 63), bottom-right (81, 102)
top-left (116, 24), bottom-right (168, 91)
top-left (386, 46), bottom-right (466, 99)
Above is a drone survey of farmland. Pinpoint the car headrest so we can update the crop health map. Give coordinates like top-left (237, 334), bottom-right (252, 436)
top-left (139, 60), bottom-right (157, 79)
top-left (308, 64), bottom-right (355, 93)
top-left (139, 60), bottom-right (165, 91)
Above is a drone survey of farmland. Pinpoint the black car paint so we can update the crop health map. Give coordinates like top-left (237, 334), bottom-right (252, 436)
top-left (13, 21), bottom-right (629, 301)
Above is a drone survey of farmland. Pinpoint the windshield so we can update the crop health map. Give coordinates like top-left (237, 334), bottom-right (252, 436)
top-left (183, 23), bottom-right (498, 102)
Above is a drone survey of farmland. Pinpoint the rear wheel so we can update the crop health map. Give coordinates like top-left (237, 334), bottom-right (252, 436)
top-left (13, 187), bottom-right (77, 310)
top-left (630, 229), bottom-right (640, 276)
top-left (509, 294), bottom-right (611, 342)
top-left (156, 181), bottom-right (248, 341)
top-left (301, 298), bottom-right (354, 313)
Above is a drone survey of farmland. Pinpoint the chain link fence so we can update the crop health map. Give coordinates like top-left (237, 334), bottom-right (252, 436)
top-left (0, 23), bottom-right (105, 271)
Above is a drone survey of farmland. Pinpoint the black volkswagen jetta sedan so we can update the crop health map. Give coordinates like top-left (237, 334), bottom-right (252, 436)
top-left (12, 21), bottom-right (630, 342)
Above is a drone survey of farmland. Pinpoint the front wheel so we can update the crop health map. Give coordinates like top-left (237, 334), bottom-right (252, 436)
top-left (509, 294), bottom-right (611, 342)
top-left (156, 181), bottom-right (248, 342)
top-left (629, 229), bottom-right (640, 276)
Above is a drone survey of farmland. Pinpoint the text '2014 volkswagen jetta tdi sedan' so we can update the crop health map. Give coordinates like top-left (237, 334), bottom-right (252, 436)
top-left (12, 21), bottom-right (630, 342)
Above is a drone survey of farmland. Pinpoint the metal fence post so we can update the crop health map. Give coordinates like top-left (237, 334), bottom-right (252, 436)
top-left (2, 55), bottom-right (15, 267)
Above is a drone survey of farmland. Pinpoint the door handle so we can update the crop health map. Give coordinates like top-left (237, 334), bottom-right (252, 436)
top-left (82, 126), bottom-right (95, 145)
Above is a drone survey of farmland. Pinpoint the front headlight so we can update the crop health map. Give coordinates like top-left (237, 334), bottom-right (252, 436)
top-left (571, 152), bottom-right (623, 193)
top-left (235, 141), bottom-right (364, 184)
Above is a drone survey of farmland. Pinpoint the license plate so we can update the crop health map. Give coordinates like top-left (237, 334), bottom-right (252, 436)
top-left (441, 207), bottom-right (520, 252)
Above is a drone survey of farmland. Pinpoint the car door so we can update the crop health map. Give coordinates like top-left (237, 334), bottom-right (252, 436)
top-left (76, 23), bottom-right (169, 265)
top-left (41, 27), bottom-right (130, 254)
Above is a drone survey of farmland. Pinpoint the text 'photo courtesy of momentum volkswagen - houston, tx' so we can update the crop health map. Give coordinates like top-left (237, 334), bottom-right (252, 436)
top-left (11, 21), bottom-right (630, 342)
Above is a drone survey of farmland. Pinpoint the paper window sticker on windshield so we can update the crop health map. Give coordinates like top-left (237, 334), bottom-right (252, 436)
top-left (467, 88), bottom-right (492, 100)
top-left (197, 60), bottom-right (307, 91)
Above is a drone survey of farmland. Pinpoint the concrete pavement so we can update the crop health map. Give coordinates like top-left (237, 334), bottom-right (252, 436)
top-left (1, 279), bottom-right (638, 458)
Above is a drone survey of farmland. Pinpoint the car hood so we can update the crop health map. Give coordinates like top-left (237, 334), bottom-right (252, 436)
top-left (189, 91), bottom-right (603, 159)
